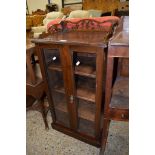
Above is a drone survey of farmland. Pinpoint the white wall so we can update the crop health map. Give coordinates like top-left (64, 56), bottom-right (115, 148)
top-left (27, 0), bottom-right (62, 14)
top-left (27, 0), bottom-right (47, 14)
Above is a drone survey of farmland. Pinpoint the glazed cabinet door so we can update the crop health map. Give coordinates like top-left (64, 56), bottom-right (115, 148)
top-left (39, 45), bottom-right (71, 128)
top-left (69, 45), bottom-right (105, 139)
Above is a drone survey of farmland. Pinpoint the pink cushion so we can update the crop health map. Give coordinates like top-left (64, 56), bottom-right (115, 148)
top-left (47, 18), bottom-right (62, 30)
top-left (47, 16), bottom-right (120, 33)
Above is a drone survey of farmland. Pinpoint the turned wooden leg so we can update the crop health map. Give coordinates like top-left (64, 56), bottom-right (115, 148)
top-left (46, 93), bottom-right (56, 123)
top-left (41, 109), bottom-right (49, 130)
top-left (100, 118), bottom-right (111, 155)
top-left (40, 96), bottom-right (49, 130)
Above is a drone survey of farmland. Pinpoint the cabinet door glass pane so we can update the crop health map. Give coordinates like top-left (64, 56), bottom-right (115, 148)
top-left (43, 48), bottom-right (69, 127)
top-left (72, 52), bottom-right (97, 136)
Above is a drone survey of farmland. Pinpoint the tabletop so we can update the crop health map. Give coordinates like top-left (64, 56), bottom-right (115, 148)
top-left (32, 31), bottom-right (110, 48)
top-left (110, 31), bottom-right (129, 46)
top-left (108, 16), bottom-right (129, 58)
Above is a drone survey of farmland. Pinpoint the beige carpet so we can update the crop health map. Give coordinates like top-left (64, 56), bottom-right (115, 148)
top-left (27, 111), bottom-right (128, 155)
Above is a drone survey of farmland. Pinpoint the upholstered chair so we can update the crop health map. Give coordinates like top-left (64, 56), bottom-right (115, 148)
top-left (31, 12), bottom-right (64, 38)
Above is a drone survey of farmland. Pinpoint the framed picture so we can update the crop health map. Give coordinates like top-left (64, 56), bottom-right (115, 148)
top-left (62, 0), bottom-right (83, 9)
top-left (64, 4), bottom-right (82, 10)
top-left (64, 0), bottom-right (82, 4)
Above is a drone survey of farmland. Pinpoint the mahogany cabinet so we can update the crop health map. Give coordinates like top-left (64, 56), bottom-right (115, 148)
top-left (32, 30), bottom-right (111, 147)
top-left (31, 17), bottom-right (122, 148)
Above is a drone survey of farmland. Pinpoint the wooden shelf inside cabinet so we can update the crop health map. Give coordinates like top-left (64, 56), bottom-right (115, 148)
top-left (78, 100), bottom-right (95, 121)
top-left (75, 65), bottom-right (96, 78)
top-left (73, 52), bottom-right (96, 78)
top-left (53, 85), bottom-right (65, 93)
top-left (53, 85), bottom-right (95, 102)
top-left (76, 86), bottom-right (95, 102)
top-left (110, 76), bottom-right (129, 110)
top-left (48, 63), bottom-right (62, 72)
top-left (48, 63), bottom-right (96, 78)
top-left (55, 99), bottom-right (95, 122)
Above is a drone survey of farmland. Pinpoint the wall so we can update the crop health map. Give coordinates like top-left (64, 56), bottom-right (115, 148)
top-left (27, 0), bottom-right (62, 14)
top-left (27, 0), bottom-right (47, 14)
top-left (83, 0), bottom-right (120, 13)
top-left (27, 0), bottom-right (128, 14)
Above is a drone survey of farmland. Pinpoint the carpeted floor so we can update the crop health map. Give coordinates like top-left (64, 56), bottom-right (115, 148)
top-left (26, 111), bottom-right (129, 155)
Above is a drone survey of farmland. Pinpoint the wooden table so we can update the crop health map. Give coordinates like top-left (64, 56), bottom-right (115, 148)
top-left (26, 39), bottom-right (36, 85)
top-left (100, 16), bottom-right (129, 154)
top-left (26, 38), bottom-right (49, 129)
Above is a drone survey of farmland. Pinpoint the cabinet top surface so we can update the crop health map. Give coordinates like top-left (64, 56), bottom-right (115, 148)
top-left (110, 31), bottom-right (129, 46)
top-left (32, 31), bottom-right (109, 48)
top-left (109, 16), bottom-right (129, 46)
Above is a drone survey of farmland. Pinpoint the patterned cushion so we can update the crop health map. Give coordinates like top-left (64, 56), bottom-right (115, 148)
top-left (47, 18), bottom-right (63, 30)
top-left (47, 16), bottom-right (120, 33)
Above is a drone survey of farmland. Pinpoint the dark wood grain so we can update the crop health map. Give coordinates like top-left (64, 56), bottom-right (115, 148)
top-left (95, 47), bottom-right (104, 139)
top-left (32, 31), bottom-right (108, 47)
top-left (26, 43), bottom-right (49, 130)
top-left (32, 17), bottom-right (120, 147)
top-left (52, 122), bottom-right (101, 147)
top-left (53, 97), bottom-right (95, 122)
top-left (100, 16), bottom-right (129, 154)
top-left (60, 45), bottom-right (78, 130)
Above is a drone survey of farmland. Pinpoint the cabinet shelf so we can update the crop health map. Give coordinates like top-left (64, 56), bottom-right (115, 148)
top-left (78, 100), bottom-right (95, 121)
top-left (76, 86), bottom-right (95, 102)
top-left (53, 85), bottom-right (95, 102)
top-left (55, 98), bottom-right (95, 122)
top-left (73, 52), bottom-right (96, 78)
top-left (110, 76), bottom-right (129, 110)
top-left (48, 63), bottom-right (96, 78)
top-left (48, 63), bottom-right (62, 72)
top-left (75, 65), bottom-right (96, 78)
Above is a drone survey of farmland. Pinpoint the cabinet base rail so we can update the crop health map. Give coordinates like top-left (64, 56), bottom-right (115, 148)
top-left (51, 122), bottom-right (101, 147)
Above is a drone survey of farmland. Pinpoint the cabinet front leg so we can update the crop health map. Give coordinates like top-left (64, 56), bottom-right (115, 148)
top-left (100, 118), bottom-right (111, 155)
top-left (40, 95), bottom-right (49, 130)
